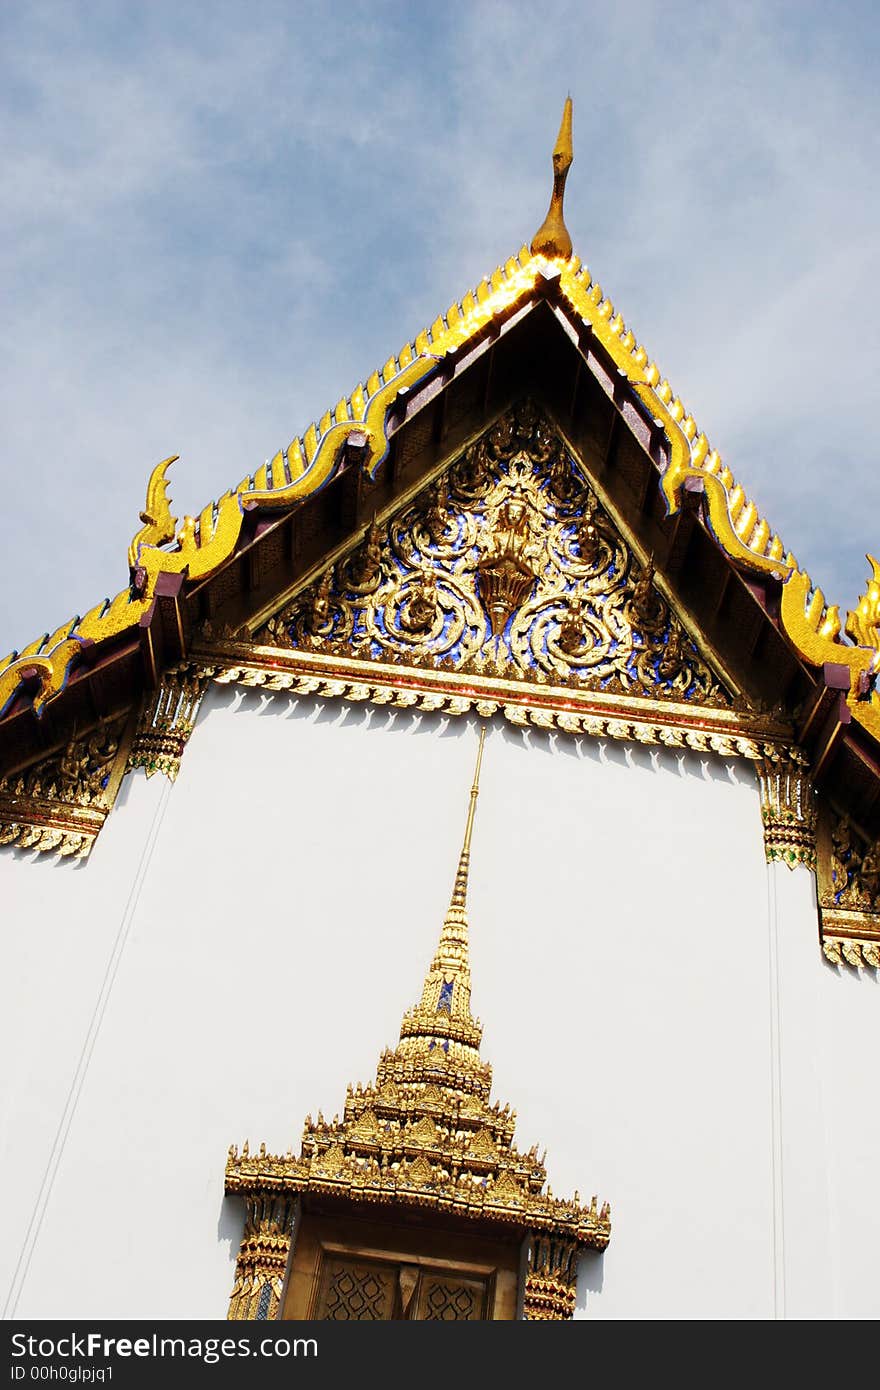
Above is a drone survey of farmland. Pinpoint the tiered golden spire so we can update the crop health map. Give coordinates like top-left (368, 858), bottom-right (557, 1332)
top-left (225, 721), bottom-right (611, 1319)
top-left (530, 96), bottom-right (574, 259)
top-left (396, 725), bottom-right (486, 1078)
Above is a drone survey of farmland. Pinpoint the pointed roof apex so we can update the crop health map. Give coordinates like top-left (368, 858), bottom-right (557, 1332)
top-left (554, 94), bottom-right (574, 167)
top-left (530, 97), bottom-right (574, 260)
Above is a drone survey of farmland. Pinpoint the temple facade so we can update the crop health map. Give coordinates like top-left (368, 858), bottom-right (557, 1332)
top-left (1, 105), bottom-right (879, 1320)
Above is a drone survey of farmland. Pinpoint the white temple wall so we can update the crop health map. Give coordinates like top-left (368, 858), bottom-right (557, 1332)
top-left (767, 863), bottom-right (833, 1319)
top-left (0, 772), bottom-right (168, 1315)
top-left (812, 948), bottom-right (880, 1317)
top-left (770, 866), bottom-right (880, 1319)
top-left (1, 683), bottom-right (878, 1319)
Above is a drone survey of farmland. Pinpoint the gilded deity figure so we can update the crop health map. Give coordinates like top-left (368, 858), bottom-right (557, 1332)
top-left (830, 818), bottom-right (879, 909)
top-left (575, 497), bottom-right (601, 566)
top-left (87, 717), bottom-right (118, 766)
top-left (657, 625), bottom-right (685, 682)
top-left (424, 478), bottom-right (450, 544)
top-left (456, 440), bottom-right (489, 491)
top-left (349, 520), bottom-right (383, 592)
top-left (58, 732), bottom-right (87, 790)
top-left (861, 840), bottom-right (880, 903)
top-left (307, 570), bottom-right (335, 635)
top-left (558, 593), bottom-right (589, 658)
top-left (476, 492), bottom-right (539, 635)
top-left (486, 414), bottom-right (517, 462)
top-left (548, 451), bottom-right (578, 505)
top-left (631, 558), bottom-right (663, 628)
top-left (400, 569), bottom-right (439, 636)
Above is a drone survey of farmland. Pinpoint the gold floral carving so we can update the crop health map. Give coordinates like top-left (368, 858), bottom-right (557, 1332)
top-left (194, 407), bottom-right (794, 762)
top-left (128, 667), bottom-right (208, 781)
top-left (756, 751), bottom-right (816, 871)
top-left (225, 729), bottom-right (610, 1321)
top-left (817, 805), bottom-right (880, 969)
top-left (0, 713), bottom-right (132, 858)
top-left (226, 1195), bottom-right (295, 1322)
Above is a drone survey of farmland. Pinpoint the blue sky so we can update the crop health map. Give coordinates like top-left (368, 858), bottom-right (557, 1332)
top-left (2, 0), bottom-right (879, 657)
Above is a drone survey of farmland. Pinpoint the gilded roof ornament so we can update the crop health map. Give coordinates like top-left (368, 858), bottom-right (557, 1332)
top-left (530, 97), bottom-right (574, 260)
top-left (845, 554), bottom-right (880, 663)
top-left (2, 113), bottom-right (878, 751)
top-left (128, 455), bottom-right (179, 569)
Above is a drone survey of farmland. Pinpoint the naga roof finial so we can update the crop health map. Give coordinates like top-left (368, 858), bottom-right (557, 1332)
top-left (530, 96), bottom-right (574, 260)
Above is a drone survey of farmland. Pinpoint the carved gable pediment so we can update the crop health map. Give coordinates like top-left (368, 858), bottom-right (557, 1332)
top-left (254, 402), bottom-right (730, 708)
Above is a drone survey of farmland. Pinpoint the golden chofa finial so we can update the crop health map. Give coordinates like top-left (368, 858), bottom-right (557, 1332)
top-left (530, 97), bottom-right (574, 260)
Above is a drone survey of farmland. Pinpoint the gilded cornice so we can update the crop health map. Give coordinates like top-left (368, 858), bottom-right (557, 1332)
top-left (2, 224), bottom-right (877, 746)
top-left (817, 801), bottom-right (880, 969)
top-left (198, 643), bottom-right (791, 760)
top-left (0, 712), bottom-right (133, 858)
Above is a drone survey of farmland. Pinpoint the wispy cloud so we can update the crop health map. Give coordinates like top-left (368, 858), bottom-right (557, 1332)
top-left (2, 0), bottom-right (878, 655)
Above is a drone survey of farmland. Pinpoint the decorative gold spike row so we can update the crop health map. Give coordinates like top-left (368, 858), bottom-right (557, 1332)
top-left (756, 753), bottom-right (816, 871)
top-left (821, 935), bottom-right (880, 970)
top-left (128, 667), bottom-right (209, 781)
top-left (226, 1194), bottom-right (295, 1322)
top-left (199, 652), bottom-right (789, 763)
top-left (0, 712), bottom-right (133, 859)
top-left (0, 586), bottom-right (147, 722)
top-left (0, 817), bottom-right (95, 859)
top-left (552, 259), bottom-right (795, 581)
